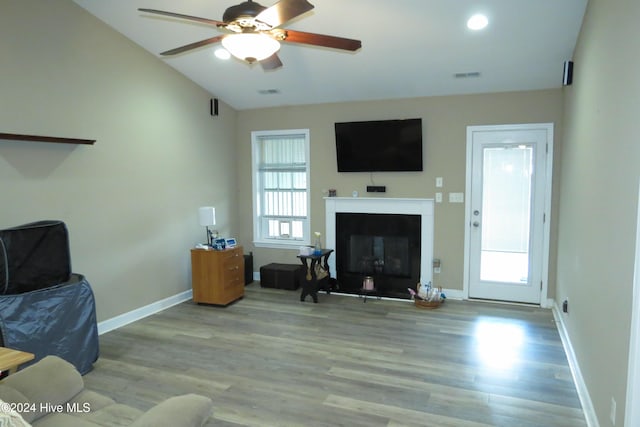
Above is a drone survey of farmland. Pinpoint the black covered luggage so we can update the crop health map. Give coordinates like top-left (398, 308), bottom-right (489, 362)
top-left (0, 220), bottom-right (71, 295)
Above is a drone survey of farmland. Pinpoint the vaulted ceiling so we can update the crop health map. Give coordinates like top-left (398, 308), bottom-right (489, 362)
top-left (74, 0), bottom-right (588, 110)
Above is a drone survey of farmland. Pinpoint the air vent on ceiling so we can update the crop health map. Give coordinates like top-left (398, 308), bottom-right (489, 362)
top-left (258, 89), bottom-right (281, 95)
top-left (454, 72), bottom-right (481, 78)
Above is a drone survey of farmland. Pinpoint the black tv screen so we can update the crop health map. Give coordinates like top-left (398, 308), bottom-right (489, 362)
top-left (335, 118), bottom-right (423, 172)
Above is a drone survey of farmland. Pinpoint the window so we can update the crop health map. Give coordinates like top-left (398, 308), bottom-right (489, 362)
top-left (252, 129), bottom-right (310, 248)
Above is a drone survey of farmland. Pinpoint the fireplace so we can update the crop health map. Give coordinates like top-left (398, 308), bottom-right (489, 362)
top-left (325, 198), bottom-right (434, 299)
top-left (336, 213), bottom-right (421, 298)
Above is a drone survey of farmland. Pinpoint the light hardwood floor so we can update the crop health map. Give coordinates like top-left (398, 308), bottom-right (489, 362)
top-left (84, 284), bottom-right (587, 427)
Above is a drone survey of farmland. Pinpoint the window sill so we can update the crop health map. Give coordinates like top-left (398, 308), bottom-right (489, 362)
top-left (253, 240), bottom-right (310, 250)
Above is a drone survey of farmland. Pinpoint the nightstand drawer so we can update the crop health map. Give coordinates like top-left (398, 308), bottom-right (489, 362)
top-left (223, 262), bottom-right (243, 280)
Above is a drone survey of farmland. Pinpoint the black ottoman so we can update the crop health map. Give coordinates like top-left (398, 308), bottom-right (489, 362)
top-left (260, 263), bottom-right (302, 290)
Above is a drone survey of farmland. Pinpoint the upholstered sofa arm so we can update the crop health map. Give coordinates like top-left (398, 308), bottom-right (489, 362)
top-left (0, 356), bottom-right (84, 423)
top-left (130, 394), bottom-right (213, 427)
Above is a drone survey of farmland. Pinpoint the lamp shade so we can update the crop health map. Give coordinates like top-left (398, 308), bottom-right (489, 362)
top-left (198, 207), bottom-right (216, 226)
top-left (221, 33), bottom-right (280, 62)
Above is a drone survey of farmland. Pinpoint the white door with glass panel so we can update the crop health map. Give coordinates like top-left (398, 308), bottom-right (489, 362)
top-left (465, 124), bottom-right (552, 304)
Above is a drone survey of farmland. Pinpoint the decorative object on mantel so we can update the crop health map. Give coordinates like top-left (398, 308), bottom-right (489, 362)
top-left (0, 133), bottom-right (95, 145)
top-left (410, 282), bottom-right (445, 309)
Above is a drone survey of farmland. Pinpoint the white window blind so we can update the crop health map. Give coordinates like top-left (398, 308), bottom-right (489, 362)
top-left (252, 129), bottom-right (310, 247)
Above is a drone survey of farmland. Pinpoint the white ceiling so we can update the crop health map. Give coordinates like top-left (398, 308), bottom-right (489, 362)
top-left (73, 0), bottom-right (587, 111)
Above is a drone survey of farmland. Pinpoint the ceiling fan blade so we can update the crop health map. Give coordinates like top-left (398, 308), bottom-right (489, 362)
top-left (160, 36), bottom-right (224, 56)
top-left (260, 53), bottom-right (284, 70)
top-left (283, 29), bottom-right (361, 51)
top-left (138, 8), bottom-right (225, 27)
top-left (255, 0), bottom-right (314, 28)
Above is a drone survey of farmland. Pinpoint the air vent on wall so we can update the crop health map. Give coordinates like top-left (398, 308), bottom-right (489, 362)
top-left (454, 72), bottom-right (481, 78)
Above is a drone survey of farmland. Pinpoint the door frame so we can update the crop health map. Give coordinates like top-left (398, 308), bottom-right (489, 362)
top-left (463, 123), bottom-right (554, 307)
top-left (624, 178), bottom-right (640, 426)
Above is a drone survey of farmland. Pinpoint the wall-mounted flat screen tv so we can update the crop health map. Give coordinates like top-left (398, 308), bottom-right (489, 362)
top-left (335, 118), bottom-right (423, 172)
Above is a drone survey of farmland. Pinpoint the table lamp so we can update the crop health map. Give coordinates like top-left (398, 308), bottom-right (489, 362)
top-left (198, 206), bottom-right (217, 246)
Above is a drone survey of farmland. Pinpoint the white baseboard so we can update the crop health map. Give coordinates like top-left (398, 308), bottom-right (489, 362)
top-left (542, 297), bottom-right (555, 308)
top-left (552, 302), bottom-right (600, 427)
top-left (442, 288), bottom-right (464, 300)
top-left (97, 290), bottom-right (193, 335)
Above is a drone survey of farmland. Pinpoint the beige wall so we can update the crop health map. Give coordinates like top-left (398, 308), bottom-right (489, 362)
top-left (0, 0), bottom-right (238, 321)
top-left (556, 0), bottom-right (640, 425)
top-left (236, 90), bottom-right (564, 296)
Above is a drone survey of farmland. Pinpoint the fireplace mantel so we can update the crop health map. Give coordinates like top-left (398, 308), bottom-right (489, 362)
top-left (325, 197), bottom-right (434, 288)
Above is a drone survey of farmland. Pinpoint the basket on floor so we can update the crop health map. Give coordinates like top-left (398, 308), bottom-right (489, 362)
top-left (414, 298), bottom-right (442, 309)
top-left (413, 284), bottom-right (443, 309)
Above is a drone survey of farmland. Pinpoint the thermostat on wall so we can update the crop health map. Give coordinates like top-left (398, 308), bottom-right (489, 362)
top-left (225, 238), bottom-right (237, 248)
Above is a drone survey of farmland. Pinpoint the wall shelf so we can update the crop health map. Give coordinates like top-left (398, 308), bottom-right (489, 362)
top-left (0, 133), bottom-right (95, 145)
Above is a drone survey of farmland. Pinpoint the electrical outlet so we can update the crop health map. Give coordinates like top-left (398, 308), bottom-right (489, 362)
top-left (433, 257), bottom-right (442, 274)
top-left (610, 397), bottom-right (616, 425)
top-left (435, 192), bottom-right (443, 203)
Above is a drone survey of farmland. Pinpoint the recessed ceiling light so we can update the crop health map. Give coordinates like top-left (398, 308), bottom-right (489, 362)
top-left (214, 48), bottom-right (231, 60)
top-left (467, 14), bottom-right (488, 30)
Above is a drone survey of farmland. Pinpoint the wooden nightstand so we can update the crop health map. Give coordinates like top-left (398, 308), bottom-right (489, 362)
top-left (191, 246), bottom-right (244, 306)
top-left (0, 347), bottom-right (35, 376)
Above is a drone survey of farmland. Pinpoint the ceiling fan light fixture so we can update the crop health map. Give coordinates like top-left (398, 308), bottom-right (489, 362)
top-left (221, 33), bottom-right (280, 63)
top-left (214, 48), bottom-right (231, 60)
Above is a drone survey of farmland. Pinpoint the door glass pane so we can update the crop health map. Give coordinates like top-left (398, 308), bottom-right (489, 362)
top-left (480, 145), bottom-right (533, 283)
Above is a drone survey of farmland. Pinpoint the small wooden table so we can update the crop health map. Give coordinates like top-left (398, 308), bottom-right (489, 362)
top-left (297, 249), bottom-right (334, 303)
top-left (0, 347), bottom-right (35, 375)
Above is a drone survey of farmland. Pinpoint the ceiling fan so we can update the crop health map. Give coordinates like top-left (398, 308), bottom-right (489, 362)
top-left (138, 0), bottom-right (362, 70)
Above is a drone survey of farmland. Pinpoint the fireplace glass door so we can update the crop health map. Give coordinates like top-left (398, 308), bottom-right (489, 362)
top-left (336, 213), bottom-right (420, 299)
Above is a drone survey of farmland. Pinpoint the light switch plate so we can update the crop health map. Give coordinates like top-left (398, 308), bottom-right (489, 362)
top-left (435, 192), bottom-right (442, 203)
top-left (436, 177), bottom-right (443, 188)
top-left (449, 192), bottom-right (464, 203)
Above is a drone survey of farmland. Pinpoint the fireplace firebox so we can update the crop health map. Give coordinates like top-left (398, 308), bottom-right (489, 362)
top-left (336, 213), bottom-right (421, 299)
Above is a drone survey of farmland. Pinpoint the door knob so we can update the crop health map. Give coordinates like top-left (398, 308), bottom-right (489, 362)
top-left (473, 221), bottom-right (480, 227)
